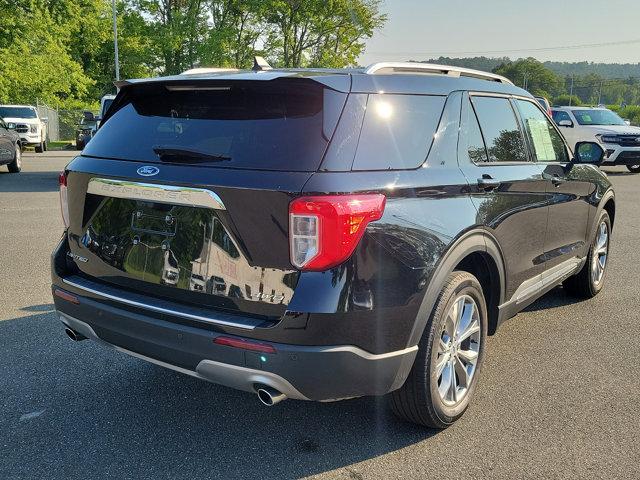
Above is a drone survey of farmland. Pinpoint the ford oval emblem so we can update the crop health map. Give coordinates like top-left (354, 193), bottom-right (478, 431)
top-left (137, 165), bottom-right (160, 177)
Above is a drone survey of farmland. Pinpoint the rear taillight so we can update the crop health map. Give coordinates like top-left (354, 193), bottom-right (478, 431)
top-left (58, 171), bottom-right (69, 228)
top-left (289, 194), bottom-right (386, 271)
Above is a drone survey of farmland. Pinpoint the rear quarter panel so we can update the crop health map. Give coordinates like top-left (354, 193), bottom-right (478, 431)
top-left (294, 166), bottom-right (479, 353)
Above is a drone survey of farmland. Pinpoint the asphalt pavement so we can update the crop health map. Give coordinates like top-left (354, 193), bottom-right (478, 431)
top-left (1, 151), bottom-right (638, 479)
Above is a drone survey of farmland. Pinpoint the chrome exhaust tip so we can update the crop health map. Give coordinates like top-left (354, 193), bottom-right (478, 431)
top-left (257, 386), bottom-right (287, 406)
top-left (65, 327), bottom-right (87, 342)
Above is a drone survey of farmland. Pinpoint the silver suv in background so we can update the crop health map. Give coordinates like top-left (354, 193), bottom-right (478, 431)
top-left (552, 106), bottom-right (640, 173)
top-left (0, 105), bottom-right (48, 153)
top-left (535, 96), bottom-right (552, 117)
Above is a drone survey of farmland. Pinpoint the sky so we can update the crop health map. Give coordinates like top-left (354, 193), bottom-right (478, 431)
top-left (358, 0), bottom-right (640, 65)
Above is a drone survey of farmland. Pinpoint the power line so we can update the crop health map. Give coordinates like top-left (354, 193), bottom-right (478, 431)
top-left (558, 77), bottom-right (640, 85)
top-left (367, 38), bottom-right (640, 57)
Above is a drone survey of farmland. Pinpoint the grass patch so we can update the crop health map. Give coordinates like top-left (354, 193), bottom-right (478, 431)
top-left (22, 140), bottom-right (75, 152)
top-left (48, 140), bottom-right (74, 151)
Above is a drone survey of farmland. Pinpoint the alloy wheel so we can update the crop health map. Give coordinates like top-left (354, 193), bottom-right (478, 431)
top-left (15, 146), bottom-right (21, 168)
top-left (435, 295), bottom-right (481, 406)
top-left (591, 221), bottom-right (609, 286)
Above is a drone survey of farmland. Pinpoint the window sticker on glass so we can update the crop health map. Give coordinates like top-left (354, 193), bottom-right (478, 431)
top-left (526, 118), bottom-right (556, 161)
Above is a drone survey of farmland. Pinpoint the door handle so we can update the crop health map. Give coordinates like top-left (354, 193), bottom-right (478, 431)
top-left (477, 175), bottom-right (501, 191)
top-left (544, 172), bottom-right (565, 187)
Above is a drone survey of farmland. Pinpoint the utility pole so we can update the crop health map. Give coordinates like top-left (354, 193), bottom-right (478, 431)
top-left (569, 74), bottom-right (574, 106)
top-left (112, 0), bottom-right (120, 81)
top-left (598, 79), bottom-right (604, 105)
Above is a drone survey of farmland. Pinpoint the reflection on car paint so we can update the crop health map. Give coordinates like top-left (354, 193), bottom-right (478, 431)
top-left (81, 197), bottom-right (294, 305)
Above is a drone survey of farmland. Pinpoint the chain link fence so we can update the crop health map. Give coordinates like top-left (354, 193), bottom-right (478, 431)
top-left (34, 102), bottom-right (96, 144)
top-left (35, 102), bottom-right (59, 142)
top-left (58, 109), bottom-right (93, 142)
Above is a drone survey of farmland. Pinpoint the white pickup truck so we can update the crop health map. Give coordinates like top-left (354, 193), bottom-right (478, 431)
top-left (0, 105), bottom-right (48, 152)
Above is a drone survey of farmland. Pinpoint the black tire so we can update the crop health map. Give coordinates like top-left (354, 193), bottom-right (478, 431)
top-left (563, 210), bottom-right (611, 298)
top-left (390, 271), bottom-right (488, 428)
top-left (35, 141), bottom-right (43, 153)
top-left (7, 144), bottom-right (22, 173)
top-left (43, 139), bottom-right (48, 151)
top-left (626, 165), bottom-right (640, 173)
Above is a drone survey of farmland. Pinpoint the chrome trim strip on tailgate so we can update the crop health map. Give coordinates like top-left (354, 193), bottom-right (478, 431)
top-left (87, 178), bottom-right (225, 210)
top-left (62, 277), bottom-right (258, 330)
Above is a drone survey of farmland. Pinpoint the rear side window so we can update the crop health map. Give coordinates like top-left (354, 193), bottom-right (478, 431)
top-left (84, 80), bottom-right (345, 171)
top-left (352, 94), bottom-right (446, 170)
top-left (471, 96), bottom-right (528, 163)
top-left (516, 100), bottom-right (569, 163)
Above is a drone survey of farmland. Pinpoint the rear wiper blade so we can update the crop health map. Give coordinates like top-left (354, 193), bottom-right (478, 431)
top-left (153, 146), bottom-right (231, 163)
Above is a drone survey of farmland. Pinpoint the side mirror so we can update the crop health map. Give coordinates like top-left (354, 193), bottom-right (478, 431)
top-left (558, 119), bottom-right (573, 128)
top-left (574, 141), bottom-right (605, 165)
top-left (624, 119), bottom-right (631, 126)
top-left (6, 122), bottom-right (16, 130)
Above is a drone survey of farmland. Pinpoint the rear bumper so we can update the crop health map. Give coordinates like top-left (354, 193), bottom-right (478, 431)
top-left (54, 297), bottom-right (417, 401)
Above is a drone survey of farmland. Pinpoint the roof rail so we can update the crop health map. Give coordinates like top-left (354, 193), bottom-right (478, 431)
top-left (364, 62), bottom-right (513, 85)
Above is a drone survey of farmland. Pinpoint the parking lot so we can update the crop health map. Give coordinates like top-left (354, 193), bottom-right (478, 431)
top-left (1, 151), bottom-right (638, 479)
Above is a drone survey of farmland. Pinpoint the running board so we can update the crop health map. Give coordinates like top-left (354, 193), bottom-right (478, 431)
top-left (514, 258), bottom-right (582, 306)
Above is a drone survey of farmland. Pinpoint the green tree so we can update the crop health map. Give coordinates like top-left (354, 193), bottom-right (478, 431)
top-left (553, 94), bottom-right (583, 107)
top-left (85, 5), bottom-right (157, 97)
top-left (0, 0), bottom-right (153, 105)
top-left (0, 0), bottom-right (387, 107)
top-left (610, 105), bottom-right (640, 126)
top-left (199, 0), bottom-right (268, 68)
top-left (132, 0), bottom-right (208, 75)
top-left (0, 5), bottom-right (93, 106)
top-left (493, 58), bottom-right (563, 98)
top-left (264, 0), bottom-right (385, 68)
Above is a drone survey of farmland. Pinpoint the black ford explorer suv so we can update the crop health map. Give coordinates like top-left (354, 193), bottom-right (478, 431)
top-left (52, 62), bottom-right (615, 428)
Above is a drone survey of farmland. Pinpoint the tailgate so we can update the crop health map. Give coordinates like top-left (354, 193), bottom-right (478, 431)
top-left (64, 157), bottom-right (311, 318)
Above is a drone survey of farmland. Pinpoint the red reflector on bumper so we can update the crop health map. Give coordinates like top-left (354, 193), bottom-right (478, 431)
top-left (54, 288), bottom-right (79, 304)
top-left (214, 336), bottom-right (276, 354)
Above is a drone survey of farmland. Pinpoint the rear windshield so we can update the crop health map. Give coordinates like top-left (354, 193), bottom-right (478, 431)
top-left (84, 80), bottom-right (345, 171)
